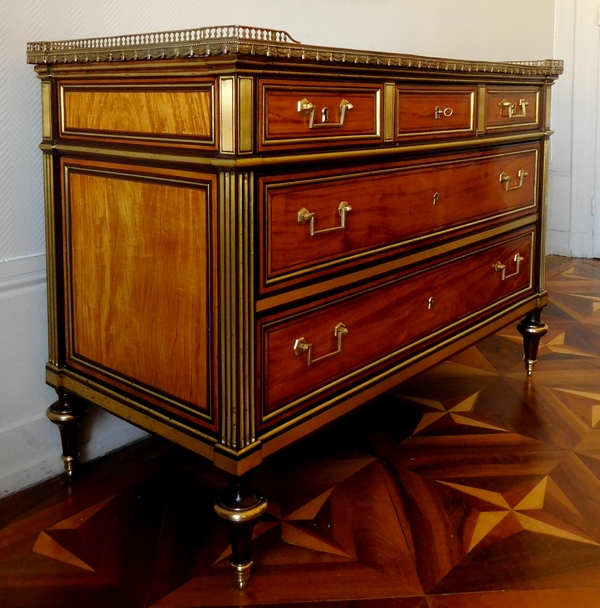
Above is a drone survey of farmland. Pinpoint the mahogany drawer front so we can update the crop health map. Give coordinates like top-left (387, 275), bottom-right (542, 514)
top-left (260, 231), bottom-right (535, 420)
top-left (485, 87), bottom-right (540, 131)
top-left (259, 80), bottom-right (382, 150)
top-left (263, 145), bottom-right (538, 287)
top-left (396, 86), bottom-right (475, 139)
top-left (59, 81), bottom-right (216, 147)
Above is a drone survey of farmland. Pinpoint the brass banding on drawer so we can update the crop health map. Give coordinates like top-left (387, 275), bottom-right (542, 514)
top-left (259, 79), bottom-right (382, 150)
top-left (396, 85), bottom-right (476, 139)
top-left (259, 231), bottom-right (535, 422)
top-left (262, 144), bottom-right (539, 288)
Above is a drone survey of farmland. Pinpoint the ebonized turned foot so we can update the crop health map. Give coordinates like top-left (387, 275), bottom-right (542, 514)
top-left (214, 474), bottom-right (267, 589)
top-left (517, 307), bottom-right (548, 377)
top-left (46, 388), bottom-right (89, 478)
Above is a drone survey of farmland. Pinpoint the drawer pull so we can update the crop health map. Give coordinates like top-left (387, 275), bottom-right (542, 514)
top-left (428, 297), bottom-right (435, 310)
top-left (434, 106), bottom-right (454, 119)
top-left (493, 253), bottom-right (525, 280)
top-left (433, 192), bottom-right (439, 206)
top-left (297, 97), bottom-right (353, 128)
top-left (498, 98), bottom-right (529, 118)
top-left (499, 169), bottom-right (528, 192)
top-left (293, 322), bottom-right (349, 366)
top-left (298, 200), bottom-right (352, 236)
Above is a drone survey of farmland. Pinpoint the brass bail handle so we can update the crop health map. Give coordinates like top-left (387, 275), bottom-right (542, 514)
top-left (298, 200), bottom-right (352, 236)
top-left (498, 98), bottom-right (529, 118)
top-left (493, 253), bottom-right (525, 280)
top-left (293, 322), bottom-right (349, 366)
top-left (297, 97), bottom-right (353, 129)
top-left (499, 169), bottom-right (528, 192)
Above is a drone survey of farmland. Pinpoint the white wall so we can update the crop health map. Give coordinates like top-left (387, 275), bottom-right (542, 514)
top-left (0, 0), bottom-right (557, 497)
top-left (548, 0), bottom-right (600, 258)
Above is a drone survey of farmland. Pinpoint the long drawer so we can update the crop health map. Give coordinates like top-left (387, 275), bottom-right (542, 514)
top-left (261, 144), bottom-right (538, 289)
top-left (259, 229), bottom-right (535, 424)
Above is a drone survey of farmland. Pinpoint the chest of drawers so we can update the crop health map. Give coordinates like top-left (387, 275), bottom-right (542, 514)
top-left (28, 26), bottom-right (562, 589)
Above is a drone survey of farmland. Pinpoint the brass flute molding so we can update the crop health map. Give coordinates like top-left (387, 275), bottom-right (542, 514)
top-left (27, 25), bottom-right (564, 78)
top-left (219, 171), bottom-right (256, 450)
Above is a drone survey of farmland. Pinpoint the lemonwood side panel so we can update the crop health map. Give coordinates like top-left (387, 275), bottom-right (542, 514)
top-left (64, 164), bottom-right (212, 411)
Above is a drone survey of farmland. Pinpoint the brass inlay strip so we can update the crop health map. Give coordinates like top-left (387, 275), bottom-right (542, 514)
top-left (544, 85), bottom-right (552, 131)
top-left (260, 296), bottom-right (538, 450)
top-left (261, 230), bottom-right (535, 422)
top-left (384, 83), bottom-right (395, 142)
top-left (477, 84), bottom-right (486, 134)
top-left (220, 77), bottom-right (235, 154)
top-left (541, 138), bottom-right (550, 292)
top-left (257, 215), bottom-right (537, 312)
top-left (46, 130), bottom-right (552, 168)
top-left (238, 77), bottom-right (254, 153)
top-left (43, 152), bottom-right (58, 365)
top-left (41, 81), bottom-right (52, 140)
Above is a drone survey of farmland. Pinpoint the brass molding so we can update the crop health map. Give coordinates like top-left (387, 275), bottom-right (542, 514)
top-left (218, 171), bottom-right (256, 449)
top-left (214, 496), bottom-right (268, 524)
top-left (238, 76), bottom-right (254, 153)
top-left (27, 26), bottom-right (563, 78)
top-left (45, 130), bottom-right (551, 169)
top-left (43, 152), bottom-right (59, 365)
top-left (384, 83), bottom-right (395, 142)
top-left (59, 372), bottom-right (217, 460)
top-left (41, 81), bottom-right (52, 140)
top-left (219, 76), bottom-right (235, 154)
top-left (477, 84), bottom-right (486, 134)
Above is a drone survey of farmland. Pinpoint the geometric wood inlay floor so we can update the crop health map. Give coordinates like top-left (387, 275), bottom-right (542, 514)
top-left (1, 256), bottom-right (600, 607)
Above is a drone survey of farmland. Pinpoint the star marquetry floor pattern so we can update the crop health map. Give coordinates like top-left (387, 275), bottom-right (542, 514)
top-left (1, 256), bottom-right (600, 607)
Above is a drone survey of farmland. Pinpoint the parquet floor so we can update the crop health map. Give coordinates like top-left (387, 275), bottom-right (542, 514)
top-left (1, 256), bottom-right (600, 607)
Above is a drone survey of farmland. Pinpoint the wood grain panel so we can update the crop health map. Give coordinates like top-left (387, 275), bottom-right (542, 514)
top-left (396, 86), bottom-right (475, 139)
top-left (261, 232), bottom-right (534, 416)
top-left (264, 145), bottom-right (538, 284)
top-left (61, 85), bottom-right (214, 141)
top-left (66, 167), bottom-right (211, 410)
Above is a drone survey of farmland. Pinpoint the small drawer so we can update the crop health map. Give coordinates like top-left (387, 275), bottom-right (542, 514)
top-left (59, 81), bottom-right (216, 147)
top-left (259, 79), bottom-right (382, 150)
top-left (261, 144), bottom-right (539, 288)
top-left (259, 231), bottom-right (535, 422)
top-left (485, 86), bottom-right (540, 131)
top-left (396, 86), bottom-right (475, 139)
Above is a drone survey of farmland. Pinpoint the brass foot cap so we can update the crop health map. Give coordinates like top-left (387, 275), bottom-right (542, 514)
top-left (525, 359), bottom-right (535, 377)
top-left (231, 560), bottom-right (253, 590)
